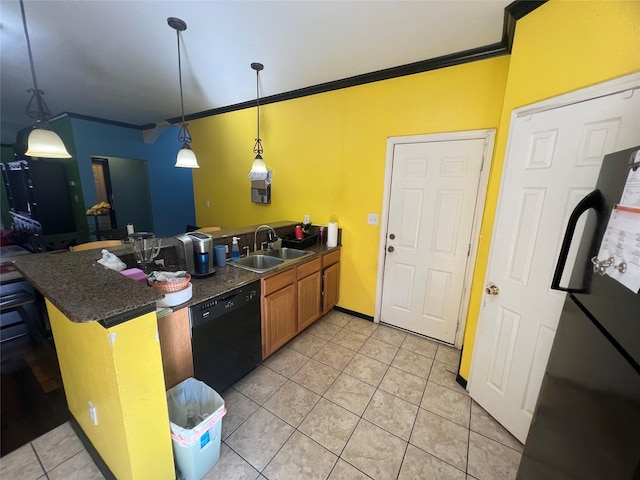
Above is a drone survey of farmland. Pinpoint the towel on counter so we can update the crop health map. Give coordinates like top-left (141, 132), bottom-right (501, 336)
top-left (147, 271), bottom-right (189, 283)
top-left (97, 249), bottom-right (127, 272)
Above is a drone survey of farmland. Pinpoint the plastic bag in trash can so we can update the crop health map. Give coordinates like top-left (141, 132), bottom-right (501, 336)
top-left (166, 378), bottom-right (226, 448)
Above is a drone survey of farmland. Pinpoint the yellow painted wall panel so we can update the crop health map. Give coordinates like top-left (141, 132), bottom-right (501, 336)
top-left (47, 300), bottom-right (174, 479)
top-left (110, 312), bottom-right (175, 479)
top-left (189, 56), bottom-right (510, 315)
top-left (459, 0), bottom-right (640, 379)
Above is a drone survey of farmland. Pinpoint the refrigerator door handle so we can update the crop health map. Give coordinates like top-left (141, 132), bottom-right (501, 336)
top-left (551, 189), bottom-right (604, 292)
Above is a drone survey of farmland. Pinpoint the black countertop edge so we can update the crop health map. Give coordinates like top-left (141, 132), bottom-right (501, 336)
top-left (98, 304), bottom-right (157, 329)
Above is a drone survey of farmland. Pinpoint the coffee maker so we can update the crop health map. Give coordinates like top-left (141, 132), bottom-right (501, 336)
top-left (175, 232), bottom-right (215, 277)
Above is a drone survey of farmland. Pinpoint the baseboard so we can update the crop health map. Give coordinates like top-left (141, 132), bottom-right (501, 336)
top-left (456, 344), bottom-right (468, 389)
top-left (332, 306), bottom-right (373, 321)
top-left (69, 414), bottom-right (117, 480)
top-left (456, 373), bottom-right (468, 389)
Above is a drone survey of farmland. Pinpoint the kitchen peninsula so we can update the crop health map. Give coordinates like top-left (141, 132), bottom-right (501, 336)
top-left (13, 221), bottom-right (340, 480)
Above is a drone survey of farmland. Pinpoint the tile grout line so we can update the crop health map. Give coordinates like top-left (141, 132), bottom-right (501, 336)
top-left (228, 315), bottom-right (472, 480)
top-left (29, 442), bottom-right (48, 477)
top-left (271, 317), bottom-right (383, 479)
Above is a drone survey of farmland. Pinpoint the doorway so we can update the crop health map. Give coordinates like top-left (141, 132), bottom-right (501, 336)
top-left (468, 73), bottom-right (640, 443)
top-left (91, 156), bottom-right (154, 237)
top-left (375, 130), bottom-right (494, 346)
top-left (91, 159), bottom-right (117, 234)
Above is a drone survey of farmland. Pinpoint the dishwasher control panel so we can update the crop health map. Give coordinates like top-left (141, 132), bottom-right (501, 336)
top-left (190, 281), bottom-right (260, 327)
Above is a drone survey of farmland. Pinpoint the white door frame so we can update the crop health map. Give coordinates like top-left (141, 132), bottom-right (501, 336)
top-left (374, 129), bottom-right (495, 348)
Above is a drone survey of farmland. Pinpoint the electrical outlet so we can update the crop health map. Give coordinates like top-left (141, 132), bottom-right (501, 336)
top-left (304, 214), bottom-right (310, 224)
top-left (367, 213), bottom-right (379, 225)
top-left (206, 200), bottom-right (210, 208)
top-left (89, 401), bottom-right (98, 425)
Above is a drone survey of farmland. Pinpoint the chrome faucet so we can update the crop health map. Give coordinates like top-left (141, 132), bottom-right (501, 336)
top-left (254, 224), bottom-right (277, 251)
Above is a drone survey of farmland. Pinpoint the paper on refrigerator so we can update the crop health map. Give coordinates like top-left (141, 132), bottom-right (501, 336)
top-left (596, 166), bottom-right (640, 293)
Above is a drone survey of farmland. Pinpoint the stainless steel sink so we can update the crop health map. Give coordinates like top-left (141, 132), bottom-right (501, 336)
top-left (228, 248), bottom-right (313, 273)
top-left (229, 255), bottom-right (284, 273)
top-left (263, 248), bottom-right (313, 260)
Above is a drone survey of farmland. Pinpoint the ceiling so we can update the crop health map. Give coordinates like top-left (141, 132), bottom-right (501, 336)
top-left (0, 0), bottom-right (514, 145)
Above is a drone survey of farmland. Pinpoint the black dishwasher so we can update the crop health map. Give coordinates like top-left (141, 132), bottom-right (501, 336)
top-left (190, 280), bottom-right (261, 393)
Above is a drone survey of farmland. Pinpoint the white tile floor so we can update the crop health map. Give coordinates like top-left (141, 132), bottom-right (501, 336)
top-left (0, 311), bottom-right (523, 480)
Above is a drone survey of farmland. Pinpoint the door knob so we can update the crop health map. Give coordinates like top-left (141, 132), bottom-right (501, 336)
top-left (485, 285), bottom-right (500, 295)
top-left (387, 246), bottom-right (394, 253)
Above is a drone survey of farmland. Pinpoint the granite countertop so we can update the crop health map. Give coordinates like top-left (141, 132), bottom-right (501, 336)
top-left (14, 232), bottom-right (339, 327)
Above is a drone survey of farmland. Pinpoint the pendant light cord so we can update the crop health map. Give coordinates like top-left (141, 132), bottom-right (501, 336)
top-left (174, 25), bottom-right (191, 146)
top-left (20, 0), bottom-right (50, 123)
top-left (253, 64), bottom-right (263, 155)
top-left (256, 67), bottom-right (260, 141)
top-left (176, 29), bottom-right (185, 126)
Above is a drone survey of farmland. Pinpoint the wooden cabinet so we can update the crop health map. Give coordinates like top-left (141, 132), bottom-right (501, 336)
top-left (297, 257), bottom-right (322, 331)
top-left (157, 248), bottom-right (340, 383)
top-left (262, 249), bottom-right (341, 359)
top-left (157, 308), bottom-right (193, 390)
top-left (322, 249), bottom-right (341, 314)
top-left (262, 269), bottom-right (297, 358)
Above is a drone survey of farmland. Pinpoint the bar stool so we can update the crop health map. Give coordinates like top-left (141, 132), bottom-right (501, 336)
top-left (0, 287), bottom-right (36, 343)
top-left (71, 240), bottom-right (123, 252)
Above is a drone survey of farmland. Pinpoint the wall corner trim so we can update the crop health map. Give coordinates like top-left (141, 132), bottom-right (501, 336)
top-left (502, 0), bottom-right (547, 52)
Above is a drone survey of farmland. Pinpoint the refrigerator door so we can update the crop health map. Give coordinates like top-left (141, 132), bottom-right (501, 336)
top-left (552, 146), bottom-right (640, 365)
top-left (517, 296), bottom-right (640, 479)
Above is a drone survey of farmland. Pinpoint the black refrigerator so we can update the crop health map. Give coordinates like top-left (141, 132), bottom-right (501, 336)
top-left (517, 146), bottom-right (640, 479)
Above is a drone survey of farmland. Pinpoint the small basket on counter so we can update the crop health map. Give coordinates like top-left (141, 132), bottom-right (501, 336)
top-left (148, 271), bottom-right (191, 293)
top-left (281, 233), bottom-right (318, 249)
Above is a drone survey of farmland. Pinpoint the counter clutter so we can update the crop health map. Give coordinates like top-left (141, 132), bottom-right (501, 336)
top-left (13, 221), bottom-right (341, 326)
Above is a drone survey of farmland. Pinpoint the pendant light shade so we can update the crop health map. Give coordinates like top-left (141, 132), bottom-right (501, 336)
top-left (251, 154), bottom-right (267, 174)
top-left (25, 127), bottom-right (71, 158)
top-left (176, 146), bottom-right (199, 168)
top-left (168, 17), bottom-right (199, 169)
top-left (20, 0), bottom-right (71, 158)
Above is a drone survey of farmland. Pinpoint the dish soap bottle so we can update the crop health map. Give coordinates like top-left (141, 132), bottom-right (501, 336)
top-left (231, 237), bottom-right (240, 260)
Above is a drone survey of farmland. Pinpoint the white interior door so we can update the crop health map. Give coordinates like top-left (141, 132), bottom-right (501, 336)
top-left (469, 81), bottom-right (640, 443)
top-left (380, 137), bottom-right (487, 344)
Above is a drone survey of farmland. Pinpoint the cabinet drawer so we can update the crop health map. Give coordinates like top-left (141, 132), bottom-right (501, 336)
top-left (297, 257), bottom-right (321, 279)
top-left (263, 268), bottom-right (296, 296)
top-left (322, 249), bottom-right (340, 267)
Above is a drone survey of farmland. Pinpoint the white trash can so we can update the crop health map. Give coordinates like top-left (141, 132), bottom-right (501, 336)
top-left (166, 378), bottom-right (226, 480)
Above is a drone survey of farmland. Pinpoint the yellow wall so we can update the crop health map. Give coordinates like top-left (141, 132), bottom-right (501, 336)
top-left (189, 56), bottom-right (510, 314)
top-left (459, 0), bottom-right (640, 378)
top-left (48, 301), bottom-right (174, 480)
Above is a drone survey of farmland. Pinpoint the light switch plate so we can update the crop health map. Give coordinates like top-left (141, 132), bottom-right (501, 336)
top-left (89, 401), bottom-right (98, 425)
top-left (367, 213), bottom-right (379, 225)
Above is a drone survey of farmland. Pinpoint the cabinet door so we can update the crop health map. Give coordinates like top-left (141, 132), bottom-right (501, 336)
top-left (157, 308), bottom-right (193, 390)
top-left (298, 270), bottom-right (322, 331)
top-left (323, 262), bottom-right (340, 314)
top-left (263, 284), bottom-right (297, 358)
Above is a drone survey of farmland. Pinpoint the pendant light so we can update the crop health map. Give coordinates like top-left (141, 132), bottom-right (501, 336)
top-left (248, 62), bottom-right (268, 176)
top-left (168, 17), bottom-right (199, 168)
top-left (19, 0), bottom-right (71, 158)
